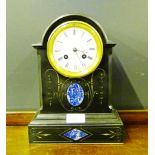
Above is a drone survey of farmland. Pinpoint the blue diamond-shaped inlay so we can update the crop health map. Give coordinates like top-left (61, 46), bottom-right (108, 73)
top-left (67, 83), bottom-right (84, 106)
top-left (64, 128), bottom-right (88, 141)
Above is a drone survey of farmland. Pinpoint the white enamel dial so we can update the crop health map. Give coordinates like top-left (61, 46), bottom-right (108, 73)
top-left (47, 21), bottom-right (103, 78)
top-left (53, 27), bottom-right (97, 72)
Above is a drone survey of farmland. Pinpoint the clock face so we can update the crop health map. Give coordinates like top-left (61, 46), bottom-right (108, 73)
top-left (47, 20), bottom-right (103, 78)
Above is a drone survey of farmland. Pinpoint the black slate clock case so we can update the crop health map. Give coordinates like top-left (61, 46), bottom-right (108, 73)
top-left (28, 15), bottom-right (124, 143)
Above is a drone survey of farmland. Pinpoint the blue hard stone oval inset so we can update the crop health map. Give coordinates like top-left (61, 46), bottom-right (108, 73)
top-left (67, 83), bottom-right (84, 106)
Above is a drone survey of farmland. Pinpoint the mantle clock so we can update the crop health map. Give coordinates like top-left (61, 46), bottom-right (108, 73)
top-left (28, 15), bottom-right (124, 143)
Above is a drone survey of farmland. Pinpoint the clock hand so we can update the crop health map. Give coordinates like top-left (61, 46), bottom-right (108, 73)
top-left (76, 49), bottom-right (86, 54)
top-left (76, 49), bottom-right (87, 60)
top-left (74, 50), bottom-right (85, 65)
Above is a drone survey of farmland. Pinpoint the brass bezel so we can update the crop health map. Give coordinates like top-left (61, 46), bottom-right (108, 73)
top-left (47, 21), bottom-right (103, 78)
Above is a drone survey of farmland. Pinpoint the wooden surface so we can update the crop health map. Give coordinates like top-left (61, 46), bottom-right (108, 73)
top-left (6, 110), bottom-right (148, 125)
top-left (6, 124), bottom-right (148, 155)
top-left (6, 111), bottom-right (36, 126)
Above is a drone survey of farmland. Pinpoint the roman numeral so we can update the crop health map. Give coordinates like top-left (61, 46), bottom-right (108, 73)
top-left (65, 62), bottom-right (69, 68)
top-left (55, 50), bottom-right (61, 52)
top-left (58, 57), bottom-right (63, 61)
top-left (81, 31), bottom-right (85, 38)
top-left (64, 32), bottom-right (68, 37)
top-left (74, 65), bottom-right (77, 70)
top-left (87, 56), bottom-right (93, 60)
top-left (87, 38), bottom-right (92, 42)
top-left (89, 48), bottom-right (95, 50)
top-left (73, 28), bottom-right (76, 35)
top-left (82, 63), bottom-right (86, 67)
top-left (57, 41), bottom-right (63, 43)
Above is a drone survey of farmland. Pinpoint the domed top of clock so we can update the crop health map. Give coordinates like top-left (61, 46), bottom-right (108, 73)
top-left (33, 15), bottom-right (115, 49)
top-left (32, 15), bottom-right (116, 78)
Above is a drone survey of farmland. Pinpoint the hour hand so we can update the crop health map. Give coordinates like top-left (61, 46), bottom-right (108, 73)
top-left (77, 49), bottom-right (86, 54)
top-left (74, 50), bottom-right (84, 64)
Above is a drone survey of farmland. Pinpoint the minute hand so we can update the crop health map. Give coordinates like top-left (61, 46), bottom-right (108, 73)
top-left (75, 51), bottom-right (84, 65)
